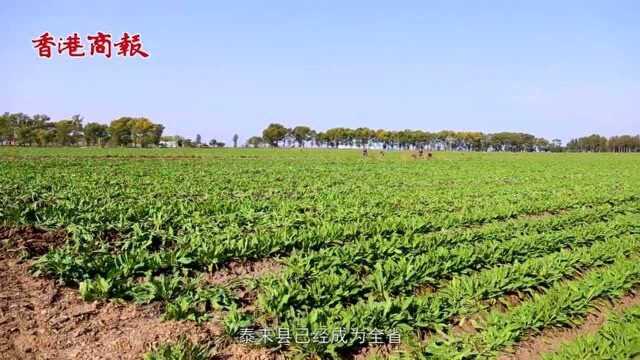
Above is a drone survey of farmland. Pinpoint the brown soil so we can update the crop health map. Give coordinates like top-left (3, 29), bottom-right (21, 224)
top-left (485, 293), bottom-right (525, 313)
top-left (352, 343), bottom-right (402, 360)
top-left (0, 226), bottom-right (67, 256)
top-left (499, 291), bottom-right (640, 360)
top-left (205, 259), bottom-right (283, 286)
top-left (450, 312), bottom-right (486, 337)
top-left (413, 284), bottom-right (436, 297)
top-left (519, 211), bottom-right (562, 221)
top-left (0, 244), bottom-right (278, 359)
top-left (447, 293), bottom-right (525, 338)
top-left (204, 259), bottom-right (283, 311)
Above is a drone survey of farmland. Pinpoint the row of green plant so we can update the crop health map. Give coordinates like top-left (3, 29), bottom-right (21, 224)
top-left (21, 160), bottom-right (636, 319)
top-left (37, 202), bottom-right (633, 325)
top-left (270, 234), bottom-right (640, 358)
top-left (36, 256), bottom-right (240, 323)
top-left (282, 201), bottom-right (637, 276)
top-left (405, 254), bottom-right (640, 359)
top-left (543, 302), bottom-right (640, 359)
top-left (257, 212), bottom-right (640, 317)
top-left (5, 155), bottom-right (638, 273)
top-left (126, 193), bottom-right (637, 276)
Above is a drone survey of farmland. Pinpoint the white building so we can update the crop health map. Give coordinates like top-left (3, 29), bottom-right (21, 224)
top-left (159, 140), bottom-right (178, 148)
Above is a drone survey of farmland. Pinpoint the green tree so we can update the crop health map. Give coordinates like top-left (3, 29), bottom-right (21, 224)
top-left (291, 126), bottom-right (311, 147)
top-left (354, 127), bottom-right (374, 148)
top-left (109, 117), bottom-right (133, 146)
top-left (567, 134), bottom-right (608, 152)
top-left (54, 121), bottom-right (72, 146)
top-left (54, 116), bottom-right (83, 146)
top-left (262, 123), bottom-right (288, 147)
top-left (109, 117), bottom-right (163, 147)
top-left (149, 124), bottom-right (164, 146)
top-left (130, 118), bottom-right (155, 147)
top-left (175, 135), bottom-right (185, 147)
top-left (84, 122), bottom-right (110, 146)
top-left (246, 136), bottom-right (263, 148)
top-left (12, 113), bottom-right (37, 146)
top-left (34, 119), bottom-right (56, 146)
top-left (0, 113), bottom-right (13, 144)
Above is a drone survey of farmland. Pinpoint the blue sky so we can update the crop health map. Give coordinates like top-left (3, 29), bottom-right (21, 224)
top-left (1, 0), bottom-right (638, 144)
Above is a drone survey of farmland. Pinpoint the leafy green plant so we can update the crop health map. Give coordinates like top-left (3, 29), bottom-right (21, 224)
top-left (143, 336), bottom-right (213, 360)
top-left (223, 305), bottom-right (253, 337)
top-left (544, 303), bottom-right (640, 359)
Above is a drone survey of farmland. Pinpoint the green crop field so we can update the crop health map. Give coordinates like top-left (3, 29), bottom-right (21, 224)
top-left (2, 148), bottom-right (640, 359)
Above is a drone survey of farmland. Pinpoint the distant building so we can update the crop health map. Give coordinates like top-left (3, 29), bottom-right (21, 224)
top-left (160, 140), bottom-right (177, 148)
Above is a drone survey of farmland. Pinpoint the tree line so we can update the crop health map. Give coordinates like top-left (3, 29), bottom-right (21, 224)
top-left (0, 112), bottom-right (164, 147)
top-left (249, 124), bottom-right (640, 152)
top-left (566, 134), bottom-right (640, 153)
top-left (252, 123), bottom-right (554, 151)
top-left (2, 112), bottom-right (638, 152)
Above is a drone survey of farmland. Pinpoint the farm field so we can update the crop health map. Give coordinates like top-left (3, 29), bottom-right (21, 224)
top-left (1, 148), bottom-right (640, 360)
